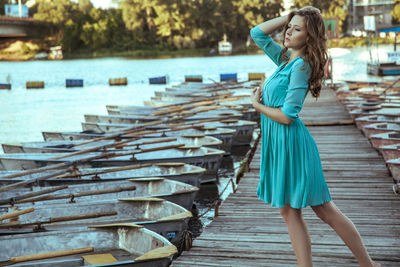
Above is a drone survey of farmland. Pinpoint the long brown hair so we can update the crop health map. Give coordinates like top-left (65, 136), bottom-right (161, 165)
top-left (280, 9), bottom-right (328, 98)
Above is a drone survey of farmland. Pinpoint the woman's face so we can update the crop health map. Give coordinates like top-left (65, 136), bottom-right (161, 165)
top-left (284, 15), bottom-right (307, 50)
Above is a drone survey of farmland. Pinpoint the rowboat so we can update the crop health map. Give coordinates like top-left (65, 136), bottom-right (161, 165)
top-left (0, 177), bottom-right (198, 210)
top-left (82, 119), bottom-right (257, 146)
top-left (0, 163), bottom-right (205, 187)
top-left (0, 225), bottom-right (176, 266)
top-left (354, 115), bottom-right (400, 129)
top-left (362, 122), bottom-right (400, 138)
top-left (42, 127), bottom-right (235, 153)
top-left (0, 147), bottom-right (224, 183)
top-left (369, 131), bottom-right (400, 150)
top-left (84, 110), bottom-right (243, 124)
top-left (0, 197), bottom-right (191, 243)
top-left (379, 144), bottom-right (400, 162)
top-left (2, 135), bottom-right (223, 153)
top-left (385, 158), bottom-right (400, 183)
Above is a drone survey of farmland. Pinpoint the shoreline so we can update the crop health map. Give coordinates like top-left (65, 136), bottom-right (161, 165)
top-left (0, 36), bottom-right (396, 62)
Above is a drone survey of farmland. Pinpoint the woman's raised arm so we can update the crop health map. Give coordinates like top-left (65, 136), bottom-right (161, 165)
top-left (255, 15), bottom-right (288, 35)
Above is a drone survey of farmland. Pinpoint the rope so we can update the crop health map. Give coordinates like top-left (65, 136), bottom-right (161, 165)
top-left (198, 177), bottom-right (236, 219)
top-left (175, 230), bottom-right (193, 257)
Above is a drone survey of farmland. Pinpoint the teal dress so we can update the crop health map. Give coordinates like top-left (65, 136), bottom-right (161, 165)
top-left (251, 26), bottom-right (332, 209)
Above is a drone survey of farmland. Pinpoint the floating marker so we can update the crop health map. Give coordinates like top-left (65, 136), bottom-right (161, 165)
top-left (220, 73), bottom-right (237, 82)
top-left (26, 81), bottom-right (45, 89)
top-left (248, 73), bottom-right (265, 81)
top-left (149, 75), bottom-right (169, 84)
top-left (66, 79), bottom-right (83, 88)
top-left (0, 83), bottom-right (11, 90)
top-left (185, 75), bottom-right (203, 83)
top-left (109, 77), bottom-right (127, 86)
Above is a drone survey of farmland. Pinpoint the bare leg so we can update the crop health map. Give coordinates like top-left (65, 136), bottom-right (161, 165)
top-left (311, 201), bottom-right (381, 267)
top-left (280, 204), bottom-right (313, 267)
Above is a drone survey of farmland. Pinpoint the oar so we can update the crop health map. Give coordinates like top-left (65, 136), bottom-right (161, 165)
top-left (16, 185), bottom-right (137, 204)
top-left (55, 163), bottom-right (153, 179)
top-left (0, 211), bottom-right (118, 228)
top-left (123, 124), bottom-right (205, 137)
top-left (0, 208), bottom-right (34, 221)
top-left (50, 136), bottom-right (176, 160)
top-left (0, 247), bottom-right (94, 266)
top-left (0, 169), bottom-right (69, 193)
top-left (113, 137), bottom-right (177, 149)
top-left (380, 77), bottom-right (400, 96)
top-left (0, 185), bottom-right (69, 205)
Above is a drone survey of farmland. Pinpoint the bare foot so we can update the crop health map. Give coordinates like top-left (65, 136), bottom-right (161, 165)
top-left (372, 262), bottom-right (382, 267)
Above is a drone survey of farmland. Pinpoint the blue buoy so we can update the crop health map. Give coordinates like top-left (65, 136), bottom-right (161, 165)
top-left (0, 83), bottom-right (11, 90)
top-left (220, 73), bottom-right (237, 82)
top-left (66, 79), bottom-right (84, 88)
top-left (149, 75), bottom-right (168, 84)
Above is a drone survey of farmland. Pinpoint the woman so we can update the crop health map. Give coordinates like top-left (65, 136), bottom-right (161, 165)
top-left (250, 6), bottom-right (381, 267)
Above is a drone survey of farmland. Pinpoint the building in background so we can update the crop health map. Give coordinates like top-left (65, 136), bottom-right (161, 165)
top-left (347, 0), bottom-right (395, 36)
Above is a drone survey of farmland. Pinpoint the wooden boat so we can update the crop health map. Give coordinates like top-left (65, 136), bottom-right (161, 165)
top-left (0, 225), bottom-right (176, 266)
top-left (84, 110), bottom-right (243, 124)
top-left (385, 158), bottom-right (400, 183)
top-left (372, 107), bottom-right (400, 117)
top-left (153, 89), bottom-right (233, 98)
top-left (369, 131), bottom-right (400, 150)
top-left (82, 119), bottom-right (256, 146)
top-left (0, 163), bottom-right (205, 187)
top-left (2, 135), bottom-right (223, 154)
top-left (379, 144), bottom-right (400, 162)
top-left (0, 147), bottom-right (224, 183)
top-left (42, 127), bottom-right (235, 154)
top-left (354, 114), bottom-right (400, 129)
top-left (362, 122), bottom-right (400, 138)
top-left (0, 177), bottom-right (198, 210)
top-left (107, 105), bottom-right (257, 122)
top-left (0, 197), bottom-right (191, 243)
top-left (348, 106), bottom-right (395, 119)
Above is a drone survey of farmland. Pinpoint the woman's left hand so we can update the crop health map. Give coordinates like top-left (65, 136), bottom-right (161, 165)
top-left (251, 86), bottom-right (262, 107)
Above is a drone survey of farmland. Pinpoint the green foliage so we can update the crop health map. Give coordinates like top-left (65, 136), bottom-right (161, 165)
top-left (392, 0), bottom-right (400, 24)
top-left (31, 0), bottom-right (285, 53)
top-left (294, 0), bottom-right (347, 35)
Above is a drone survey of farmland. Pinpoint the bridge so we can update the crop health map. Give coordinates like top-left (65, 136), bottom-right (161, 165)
top-left (0, 16), bottom-right (39, 38)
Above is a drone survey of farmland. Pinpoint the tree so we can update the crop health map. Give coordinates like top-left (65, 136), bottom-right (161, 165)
top-left (392, 0), bottom-right (400, 24)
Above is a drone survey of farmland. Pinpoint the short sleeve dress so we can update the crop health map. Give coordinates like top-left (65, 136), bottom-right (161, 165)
top-left (250, 26), bottom-right (332, 209)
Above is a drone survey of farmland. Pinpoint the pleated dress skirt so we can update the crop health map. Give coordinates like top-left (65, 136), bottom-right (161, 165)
top-left (257, 115), bottom-right (332, 209)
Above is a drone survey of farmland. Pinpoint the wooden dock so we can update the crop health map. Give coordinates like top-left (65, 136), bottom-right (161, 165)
top-left (171, 87), bottom-right (400, 266)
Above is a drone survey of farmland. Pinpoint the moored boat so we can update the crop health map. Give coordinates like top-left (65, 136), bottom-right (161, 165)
top-left (82, 119), bottom-right (256, 146)
top-left (379, 144), bottom-right (400, 162)
top-left (42, 127), bottom-right (235, 154)
top-left (0, 163), bottom-right (205, 187)
top-left (0, 225), bottom-right (176, 266)
top-left (354, 114), bottom-right (400, 129)
top-left (363, 122), bottom-right (400, 138)
top-left (2, 135), bottom-right (223, 154)
top-left (0, 147), bottom-right (224, 183)
top-left (0, 177), bottom-right (198, 210)
top-left (369, 131), bottom-right (400, 150)
top-left (385, 158), bottom-right (400, 183)
top-left (0, 197), bottom-right (191, 243)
